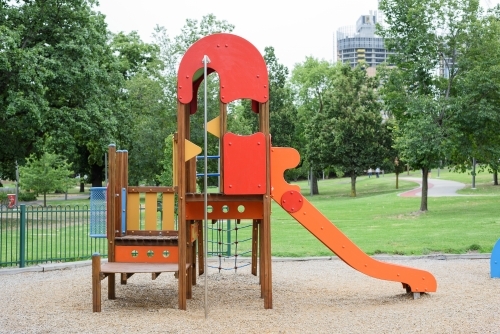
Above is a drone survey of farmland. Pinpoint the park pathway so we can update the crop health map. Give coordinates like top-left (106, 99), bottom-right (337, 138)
top-left (398, 177), bottom-right (465, 197)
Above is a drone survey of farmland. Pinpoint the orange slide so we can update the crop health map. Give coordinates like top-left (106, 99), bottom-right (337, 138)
top-left (270, 147), bottom-right (437, 294)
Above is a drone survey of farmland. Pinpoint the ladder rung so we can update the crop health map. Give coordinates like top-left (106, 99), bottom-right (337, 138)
top-left (196, 173), bottom-right (220, 177)
top-left (196, 156), bottom-right (220, 160)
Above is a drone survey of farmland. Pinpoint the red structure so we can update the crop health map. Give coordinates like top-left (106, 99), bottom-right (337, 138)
top-left (92, 33), bottom-right (437, 313)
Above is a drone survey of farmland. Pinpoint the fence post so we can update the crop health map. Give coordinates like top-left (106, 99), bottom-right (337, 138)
top-left (19, 204), bottom-right (26, 268)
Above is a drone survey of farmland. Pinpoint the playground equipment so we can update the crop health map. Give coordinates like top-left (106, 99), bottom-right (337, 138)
top-left (92, 33), bottom-right (437, 313)
top-left (491, 239), bottom-right (500, 278)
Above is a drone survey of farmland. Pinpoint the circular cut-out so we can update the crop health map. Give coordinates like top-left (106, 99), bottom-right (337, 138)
top-left (131, 250), bottom-right (139, 257)
top-left (238, 205), bottom-right (245, 213)
top-left (222, 205), bottom-right (229, 213)
top-left (207, 205), bottom-right (213, 213)
top-left (163, 250), bottom-right (170, 258)
top-left (147, 250), bottom-right (154, 258)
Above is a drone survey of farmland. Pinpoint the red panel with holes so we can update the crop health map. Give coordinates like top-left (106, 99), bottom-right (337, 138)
top-left (185, 201), bottom-right (264, 220)
top-left (115, 246), bottom-right (178, 263)
top-left (223, 132), bottom-right (266, 195)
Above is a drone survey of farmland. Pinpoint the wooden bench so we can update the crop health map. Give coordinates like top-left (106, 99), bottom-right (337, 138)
top-left (92, 253), bottom-right (190, 312)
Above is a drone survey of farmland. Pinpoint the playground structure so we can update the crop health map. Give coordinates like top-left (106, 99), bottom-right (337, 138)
top-left (92, 33), bottom-right (437, 313)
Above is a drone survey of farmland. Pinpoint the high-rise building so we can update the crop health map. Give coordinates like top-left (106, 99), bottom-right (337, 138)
top-left (335, 10), bottom-right (393, 76)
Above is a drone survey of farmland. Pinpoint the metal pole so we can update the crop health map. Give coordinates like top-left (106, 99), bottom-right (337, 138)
top-left (472, 157), bottom-right (476, 189)
top-left (202, 55), bottom-right (210, 319)
top-left (105, 153), bottom-right (108, 185)
top-left (15, 161), bottom-right (19, 206)
top-left (19, 204), bottom-right (26, 268)
top-left (226, 219), bottom-right (231, 256)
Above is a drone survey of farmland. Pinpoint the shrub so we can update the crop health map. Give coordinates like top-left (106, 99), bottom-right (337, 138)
top-left (0, 191), bottom-right (9, 206)
top-left (18, 192), bottom-right (37, 202)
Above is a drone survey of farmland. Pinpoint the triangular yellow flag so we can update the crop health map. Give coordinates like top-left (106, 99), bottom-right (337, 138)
top-left (185, 139), bottom-right (202, 162)
top-left (207, 116), bottom-right (220, 138)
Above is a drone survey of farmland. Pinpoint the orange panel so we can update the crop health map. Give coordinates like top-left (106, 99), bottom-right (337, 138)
top-left (162, 193), bottom-right (175, 230)
top-left (185, 201), bottom-right (263, 220)
top-left (115, 245), bottom-right (178, 263)
top-left (145, 193), bottom-right (158, 230)
top-left (270, 147), bottom-right (437, 293)
top-left (223, 132), bottom-right (266, 195)
top-left (126, 192), bottom-right (140, 230)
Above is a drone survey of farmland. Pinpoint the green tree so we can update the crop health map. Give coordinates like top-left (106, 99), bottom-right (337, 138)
top-left (157, 134), bottom-right (174, 186)
top-left (0, 0), bottom-right (125, 188)
top-left (291, 57), bottom-right (337, 194)
top-left (305, 63), bottom-right (387, 197)
top-left (227, 46), bottom-right (301, 181)
top-left (19, 152), bottom-right (74, 207)
top-left (155, 14), bottom-right (235, 189)
top-left (378, 0), bottom-right (481, 211)
top-left (109, 31), bottom-right (173, 185)
top-left (450, 6), bottom-right (500, 183)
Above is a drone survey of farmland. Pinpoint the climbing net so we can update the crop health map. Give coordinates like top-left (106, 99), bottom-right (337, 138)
top-left (207, 219), bottom-right (252, 272)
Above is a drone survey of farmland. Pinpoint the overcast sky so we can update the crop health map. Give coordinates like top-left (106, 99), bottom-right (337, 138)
top-left (97, 0), bottom-right (499, 71)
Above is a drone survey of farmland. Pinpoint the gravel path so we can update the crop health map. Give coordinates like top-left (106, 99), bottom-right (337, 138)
top-left (1, 257), bottom-right (499, 333)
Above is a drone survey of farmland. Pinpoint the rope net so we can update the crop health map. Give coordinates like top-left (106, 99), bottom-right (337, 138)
top-left (207, 219), bottom-right (252, 272)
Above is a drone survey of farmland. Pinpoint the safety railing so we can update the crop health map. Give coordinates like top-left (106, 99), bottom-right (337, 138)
top-left (0, 204), bottom-right (107, 268)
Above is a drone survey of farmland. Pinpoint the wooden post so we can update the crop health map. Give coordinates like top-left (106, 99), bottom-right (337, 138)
top-left (184, 114), bottom-right (197, 291)
top-left (107, 145), bottom-right (116, 300)
top-left (197, 220), bottom-right (204, 276)
top-left (251, 219), bottom-right (259, 276)
top-left (259, 218), bottom-right (264, 296)
top-left (92, 253), bottom-right (101, 312)
top-left (191, 238), bottom-right (197, 286)
top-left (177, 101), bottom-right (188, 310)
top-left (259, 101), bottom-right (272, 309)
top-left (219, 102), bottom-right (227, 192)
top-left (115, 150), bottom-right (128, 237)
top-left (186, 219), bottom-right (193, 299)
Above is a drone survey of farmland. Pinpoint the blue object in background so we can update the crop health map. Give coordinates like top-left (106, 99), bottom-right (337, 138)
top-left (491, 239), bottom-right (500, 278)
top-left (90, 187), bottom-right (107, 238)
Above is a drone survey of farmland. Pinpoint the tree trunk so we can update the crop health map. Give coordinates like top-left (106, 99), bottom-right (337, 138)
top-left (420, 167), bottom-right (429, 212)
top-left (43, 192), bottom-right (47, 208)
top-left (80, 182), bottom-right (85, 192)
top-left (350, 172), bottom-right (357, 197)
top-left (395, 171), bottom-right (399, 189)
top-left (90, 163), bottom-right (104, 187)
top-left (494, 170), bottom-right (498, 186)
top-left (311, 171), bottom-right (319, 195)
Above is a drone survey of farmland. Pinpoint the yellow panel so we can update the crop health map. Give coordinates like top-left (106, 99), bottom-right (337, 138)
top-left (185, 139), bottom-right (202, 162)
top-left (145, 193), bottom-right (158, 230)
top-left (172, 135), bottom-right (177, 187)
top-left (162, 193), bottom-right (175, 230)
top-left (126, 192), bottom-right (140, 231)
top-left (207, 116), bottom-right (221, 138)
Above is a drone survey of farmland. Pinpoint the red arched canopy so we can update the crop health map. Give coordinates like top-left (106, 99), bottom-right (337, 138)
top-left (177, 33), bottom-right (269, 114)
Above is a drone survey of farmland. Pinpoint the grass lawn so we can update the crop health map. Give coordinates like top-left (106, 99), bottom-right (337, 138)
top-left (270, 172), bottom-right (500, 257)
top-left (5, 169), bottom-right (499, 259)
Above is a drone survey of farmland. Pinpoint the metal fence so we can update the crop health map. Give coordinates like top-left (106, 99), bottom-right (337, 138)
top-left (0, 204), bottom-right (107, 268)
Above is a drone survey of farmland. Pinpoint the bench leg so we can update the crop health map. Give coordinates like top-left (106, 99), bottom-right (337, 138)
top-left (108, 273), bottom-right (116, 300)
top-left (92, 253), bottom-right (101, 312)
